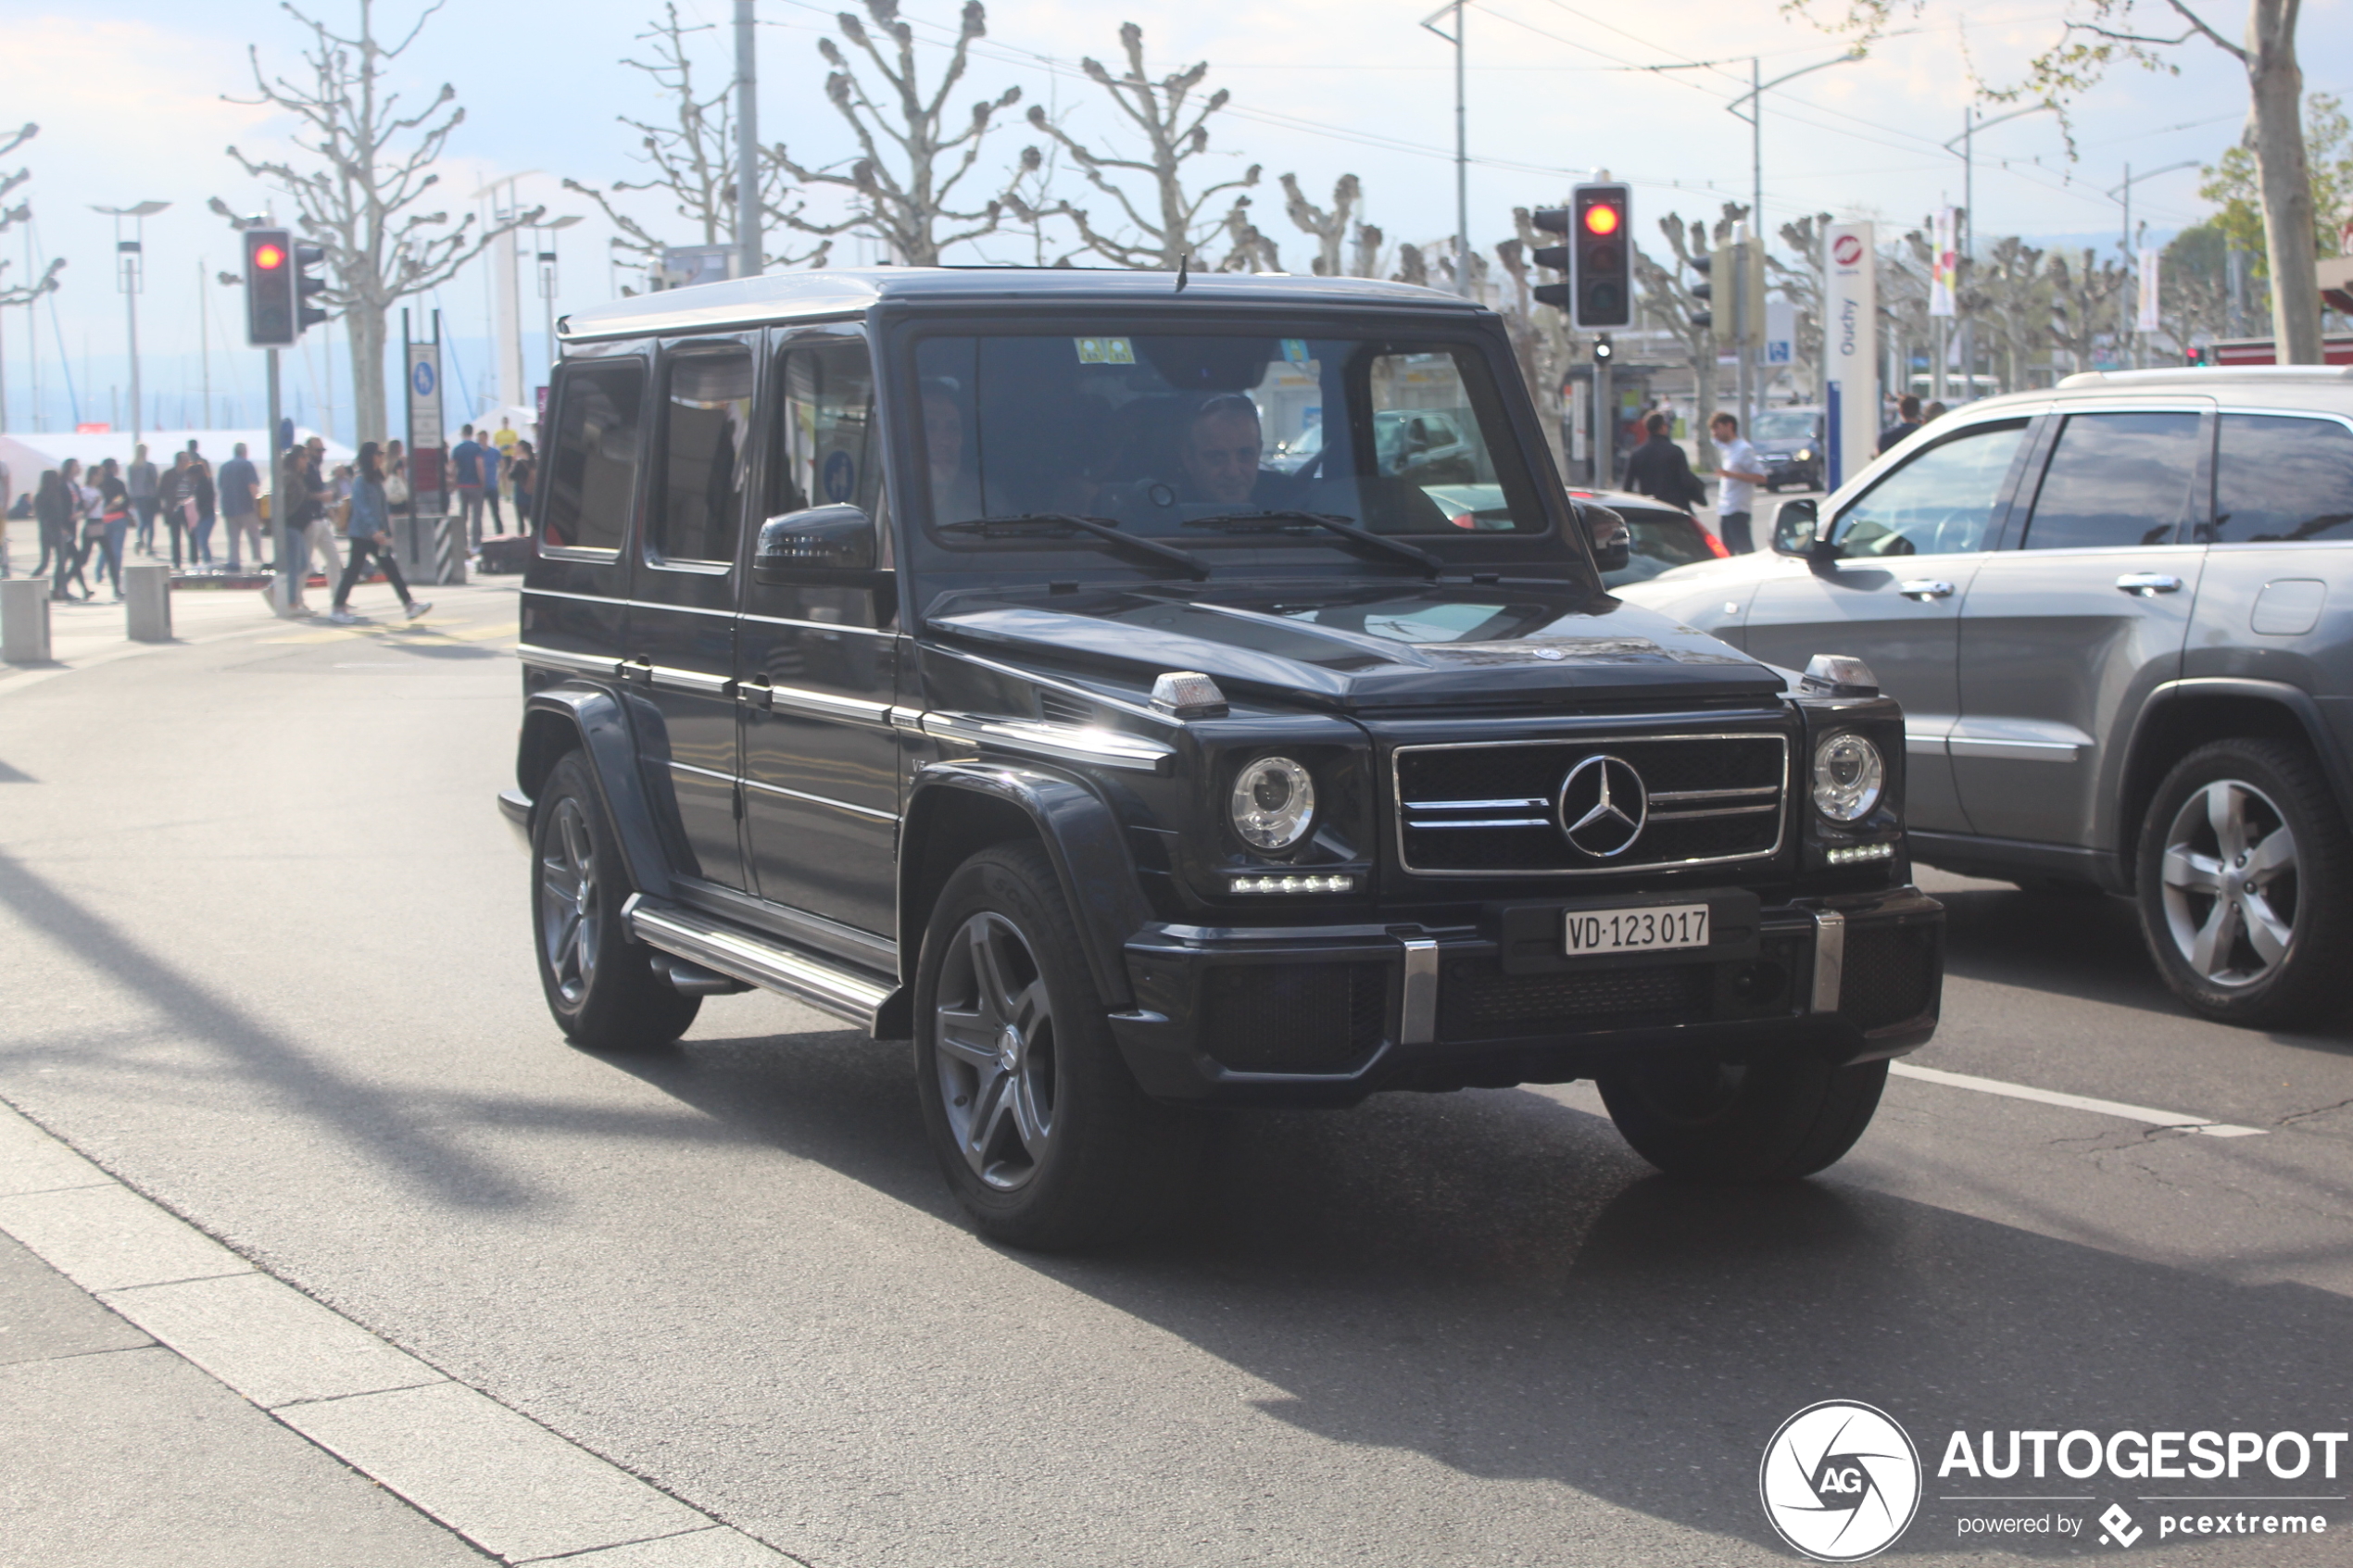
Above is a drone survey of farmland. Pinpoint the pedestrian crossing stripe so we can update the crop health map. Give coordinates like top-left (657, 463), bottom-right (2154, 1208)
top-left (261, 620), bottom-right (517, 645)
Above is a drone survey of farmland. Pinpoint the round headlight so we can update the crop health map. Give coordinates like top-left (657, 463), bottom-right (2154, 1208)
top-left (1230, 756), bottom-right (1316, 850)
top-left (1811, 734), bottom-right (1885, 822)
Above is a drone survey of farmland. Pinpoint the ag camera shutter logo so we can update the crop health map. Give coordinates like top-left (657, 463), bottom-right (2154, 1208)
top-left (1760, 1400), bottom-right (1922, 1561)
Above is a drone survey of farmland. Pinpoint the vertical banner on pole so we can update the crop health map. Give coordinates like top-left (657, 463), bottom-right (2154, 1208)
top-left (1823, 221), bottom-right (1879, 495)
top-left (2136, 247), bottom-right (2162, 334)
top-left (1928, 208), bottom-right (1957, 319)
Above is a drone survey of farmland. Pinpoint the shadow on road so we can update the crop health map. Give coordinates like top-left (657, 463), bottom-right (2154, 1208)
top-left (617, 1025), bottom-right (2353, 1559)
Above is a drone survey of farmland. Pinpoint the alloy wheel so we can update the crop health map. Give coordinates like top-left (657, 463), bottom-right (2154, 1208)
top-left (2159, 778), bottom-right (2300, 989)
top-left (540, 797), bottom-right (600, 1006)
top-left (933, 911), bottom-right (1058, 1192)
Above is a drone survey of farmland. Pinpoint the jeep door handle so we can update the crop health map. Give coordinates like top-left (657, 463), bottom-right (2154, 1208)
top-left (2115, 573), bottom-right (2184, 596)
top-left (736, 677), bottom-right (774, 710)
top-left (1898, 579), bottom-right (1956, 600)
top-left (620, 656), bottom-right (654, 685)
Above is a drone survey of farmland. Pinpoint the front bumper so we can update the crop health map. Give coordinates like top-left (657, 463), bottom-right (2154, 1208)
top-left (1110, 884), bottom-right (1943, 1106)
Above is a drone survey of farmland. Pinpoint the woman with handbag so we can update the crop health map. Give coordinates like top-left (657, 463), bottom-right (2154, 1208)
top-left (327, 443), bottom-right (429, 624)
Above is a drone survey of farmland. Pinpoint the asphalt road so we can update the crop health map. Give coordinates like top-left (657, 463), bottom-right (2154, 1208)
top-left (4, 583), bottom-right (2351, 1566)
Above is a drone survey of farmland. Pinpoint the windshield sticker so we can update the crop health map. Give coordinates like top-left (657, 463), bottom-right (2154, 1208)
top-left (1074, 337), bottom-right (1136, 365)
top-left (1281, 338), bottom-right (1311, 365)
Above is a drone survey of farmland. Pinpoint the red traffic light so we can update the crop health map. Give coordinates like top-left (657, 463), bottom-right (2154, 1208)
top-left (1582, 204), bottom-right (1622, 238)
top-left (253, 243), bottom-right (287, 270)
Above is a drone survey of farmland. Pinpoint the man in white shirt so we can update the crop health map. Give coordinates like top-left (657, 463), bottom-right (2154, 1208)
top-left (1710, 411), bottom-right (1768, 554)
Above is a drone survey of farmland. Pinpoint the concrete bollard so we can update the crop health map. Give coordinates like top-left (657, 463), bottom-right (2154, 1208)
top-left (1, 577), bottom-right (51, 664)
top-left (123, 561), bottom-right (174, 643)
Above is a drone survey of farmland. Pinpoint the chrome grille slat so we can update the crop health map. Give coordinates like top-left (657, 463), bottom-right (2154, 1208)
top-left (1392, 732), bottom-right (1790, 878)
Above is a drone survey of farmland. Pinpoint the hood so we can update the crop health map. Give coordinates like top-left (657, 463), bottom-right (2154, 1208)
top-left (924, 580), bottom-right (1781, 711)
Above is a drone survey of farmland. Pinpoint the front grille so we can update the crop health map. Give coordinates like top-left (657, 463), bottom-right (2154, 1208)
top-left (1438, 960), bottom-right (1712, 1041)
top-left (1395, 734), bottom-right (1788, 875)
top-left (1841, 922), bottom-right (1940, 1030)
top-left (1202, 962), bottom-right (1389, 1073)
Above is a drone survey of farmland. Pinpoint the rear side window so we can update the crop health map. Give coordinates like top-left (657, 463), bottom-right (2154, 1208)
top-left (1832, 420), bottom-right (2026, 557)
top-left (542, 361), bottom-right (647, 554)
top-left (650, 347), bottom-right (753, 564)
top-left (774, 339), bottom-right (882, 518)
top-left (2021, 411), bottom-right (2200, 550)
top-left (2212, 413), bottom-right (2353, 543)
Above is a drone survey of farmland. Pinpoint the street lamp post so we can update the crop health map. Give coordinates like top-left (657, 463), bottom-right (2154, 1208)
top-left (1420, 3), bottom-right (1471, 299)
top-left (1944, 103), bottom-right (2057, 395)
top-left (1724, 52), bottom-right (1863, 429)
top-left (535, 215), bottom-right (583, 400)
top-left (2107, 159), bottom-right (2196, 368)
top-left (90, 201), bottom-right (170, 444)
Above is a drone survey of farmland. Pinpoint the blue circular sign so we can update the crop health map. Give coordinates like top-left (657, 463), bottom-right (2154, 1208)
top-left (821, 450), bottom-right (855, 504)
top-left (409, 360), bottom-right (437, 396)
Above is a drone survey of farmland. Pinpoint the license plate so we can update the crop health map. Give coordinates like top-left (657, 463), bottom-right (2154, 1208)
top-left (1564, 903), bottom-right (1710, 956)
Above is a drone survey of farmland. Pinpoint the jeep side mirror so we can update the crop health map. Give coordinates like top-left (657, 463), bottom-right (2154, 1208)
top-left (1771, 498), bottom-right (1823, 558)
top-left (753, 504), bottom-right (876, 583)
top-left (1575, 499), bottom-right (1631, 573)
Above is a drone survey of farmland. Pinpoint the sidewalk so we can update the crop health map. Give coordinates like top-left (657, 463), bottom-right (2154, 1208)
top-left (0, 1103), bottom-right (789, 1567)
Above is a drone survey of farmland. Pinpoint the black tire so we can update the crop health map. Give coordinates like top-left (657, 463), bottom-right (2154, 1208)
top-left (1596, 1050), bottom-right (1888, 1182)
top-left (531, 750), bottom-right (700, 1050)
top-left (912, 843), bottom-right (1195, 1250)
top-left (2134, 738), bottom-right (2353, 1029)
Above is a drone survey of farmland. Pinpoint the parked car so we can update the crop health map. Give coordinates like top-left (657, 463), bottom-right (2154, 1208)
top-left (1750, 407), bottom-right (1825, 492)
top-left (1276, 408), bottom-right (1482, 485)
top-left (502, 267), bottom-right (1944, 1248)
top-left (1573, 488), bottom-right (1732, 586)
top-left (1617, 364), bottom-right (2353, 1026)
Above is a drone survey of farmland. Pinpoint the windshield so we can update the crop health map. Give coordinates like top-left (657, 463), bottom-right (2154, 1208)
top-left (912, 330), bottom-right (1554, 559)
top-left (1751, 408), bottom-right (1818, 441)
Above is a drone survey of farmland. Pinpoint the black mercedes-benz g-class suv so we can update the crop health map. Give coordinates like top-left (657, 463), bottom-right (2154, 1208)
top-left (502, 268), bottom-right (1943, 1248)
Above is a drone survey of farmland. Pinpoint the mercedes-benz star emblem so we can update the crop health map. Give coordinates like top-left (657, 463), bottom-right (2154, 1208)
top-left (1558, 754), bottom-right (1648, 858)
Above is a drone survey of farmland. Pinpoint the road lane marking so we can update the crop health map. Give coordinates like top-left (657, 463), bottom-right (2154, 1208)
top-left (0, 1100), bottom-right (792, 1564)
top-left (1891, 1061), bottom-right (2269, 1137)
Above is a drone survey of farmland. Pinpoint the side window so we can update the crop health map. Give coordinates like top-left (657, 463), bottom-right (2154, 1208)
top-left (1831, 420), bottom-right (2026, 557)
top-left (541, 360), bottom-right (646, 554)
top-left (773, 338), bottom-right (882, 521)
top-left (2020, 410), bottom-right (2200, 550)
top-left (649, 346), bottom-right (753, 565)
top-left (2213, 413), bottom-right (2353, 543)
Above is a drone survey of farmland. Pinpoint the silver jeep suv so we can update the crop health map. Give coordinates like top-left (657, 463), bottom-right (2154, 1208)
top-left (1620, 365), bottom-right (2353, 1027)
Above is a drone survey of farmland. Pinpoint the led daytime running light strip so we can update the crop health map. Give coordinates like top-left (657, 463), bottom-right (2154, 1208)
top-left (1826, 842), bottom-right (1896, 865)
top-left (1230, 873), bottom-right (1357, 895)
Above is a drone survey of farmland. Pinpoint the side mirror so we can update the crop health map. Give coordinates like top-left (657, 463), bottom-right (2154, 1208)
top-left (753, 504), bottom-right (876, 583)
top-left (1575, 499), bottom-right (1631, 573)
top-left (1771, 497), bottom-right (1824, 558)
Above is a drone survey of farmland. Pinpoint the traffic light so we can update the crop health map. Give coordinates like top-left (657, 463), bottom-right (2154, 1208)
top-left (1688, 252), bottom-right (1716, 332)
top-left (245, 228), bottom-right (296, 347)
top-left (295, 244), bottom-right (331, 333)
top-left (1570, 182), bottom-right (1632, 330)
top-left (1530, 207), bottom-right (1572, 312)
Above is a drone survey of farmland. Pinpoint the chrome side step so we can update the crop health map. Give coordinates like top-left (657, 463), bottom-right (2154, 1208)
top-left (623, 894), bottom-right (898, 1031)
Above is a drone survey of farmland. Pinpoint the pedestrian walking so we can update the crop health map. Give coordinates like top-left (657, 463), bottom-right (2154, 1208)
top-left (384, 439), bottom-right (410, 516)
top-left (187, 440), bottom-right (218, 567)
top-left (450, 424), bottom-right (487, 547)
top-left (94, 458), bottom-right (132, 600)
top-left (1708, 411), bottom-right (1768, 555)
top-left (217, 442), bottom-right (262, 571)
top-left (277, 444), bottom-right (325, 614)
top-left (508, 440), bottom-right (537, 533)
top-left (480, 434), bottom-right (505, 536)
top-left (127, 443), bottom-right (159, 554)
top-left (1620, 412), bottom-right (1709, 511)
top-left (327, 442), bottom-right (429, 624)
top-left (31, 468), bottom-right (57, 582)
top-left (1878, 394), bottom-right (1925, 455)
top-left (47, 460), bottom-right (93, 601)
top-left (158, 451), bottom-right (196, 568)
top-left (302, 440), bottom-right (345, 591)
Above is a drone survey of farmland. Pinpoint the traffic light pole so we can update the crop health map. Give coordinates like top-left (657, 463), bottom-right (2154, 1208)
top-left (1593, 341), bottom-right (1613, 488)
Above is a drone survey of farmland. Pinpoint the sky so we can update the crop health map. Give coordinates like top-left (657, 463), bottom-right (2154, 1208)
top-left (0, 0), bottom-right (2341, 440)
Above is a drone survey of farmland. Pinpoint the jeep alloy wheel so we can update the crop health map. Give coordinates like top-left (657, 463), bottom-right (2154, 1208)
top-left (932, 910), bottom-right (1060, 1192)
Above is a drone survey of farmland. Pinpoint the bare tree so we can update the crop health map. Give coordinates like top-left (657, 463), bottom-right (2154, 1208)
top-left (1973, 235), bottom-right (2053, 389)
top-left (562, 5), bottom-right (826, 280)
top-left (1770, 211), bottom-right (1833, 401)
top-left (1637, 204), bottom-right (1746, 472)
top-left (1279, 173), bottom-right (1362, 277)
top-left (1014, 22), bottom-right (1258, 270)
top-left (771, 1), bottom-right (1018, 266)
top-left (1789, 0), bottom-right (2322, 362)
top-left (0, 123), bottom-right (64, 309)
top-left (1353, 222), bottom-right (1388, 281)
top-left (1391, 243), bottom-right (1429, 287)
top-left (222, 0), bottom-right (536, 443)
top-left (2045, 247), bottom-right (2130, 372)
top-left (1494, 212), bottom-right (1585, 473)
top-left (1214, 194), bottom-right (1281, 272)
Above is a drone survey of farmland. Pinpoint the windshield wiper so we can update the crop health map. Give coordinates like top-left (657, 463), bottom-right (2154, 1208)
top-left (1183, 510), bottom-right (1443, 578)
top-left (938, 513), bottom-right (1210, 580)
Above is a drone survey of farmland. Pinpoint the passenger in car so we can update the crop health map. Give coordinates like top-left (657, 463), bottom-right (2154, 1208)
top-left (922, 382), bottom-right (984, 523)
top-left (1177, 393), bottom-right (1266, 507)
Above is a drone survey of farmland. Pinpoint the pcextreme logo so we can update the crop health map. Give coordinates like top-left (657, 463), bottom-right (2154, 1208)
top-left (1760, 1401), bottom-right (1924, 1562)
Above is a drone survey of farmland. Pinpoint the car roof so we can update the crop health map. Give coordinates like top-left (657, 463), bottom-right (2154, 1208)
top-left (557, 266), bottom-right (1482, 343)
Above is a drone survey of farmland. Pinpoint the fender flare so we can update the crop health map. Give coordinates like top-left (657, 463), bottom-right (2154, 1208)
top-left (520, 683), bottom-right (673, 902)
top-left (2113, 677), bottom-right (2353, 859)
top-left (900, 760), bottom-right (1151, 1010)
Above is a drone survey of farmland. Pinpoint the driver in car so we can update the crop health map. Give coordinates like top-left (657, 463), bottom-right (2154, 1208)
top-left (1178, 393), bottom-right (1266, 508)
